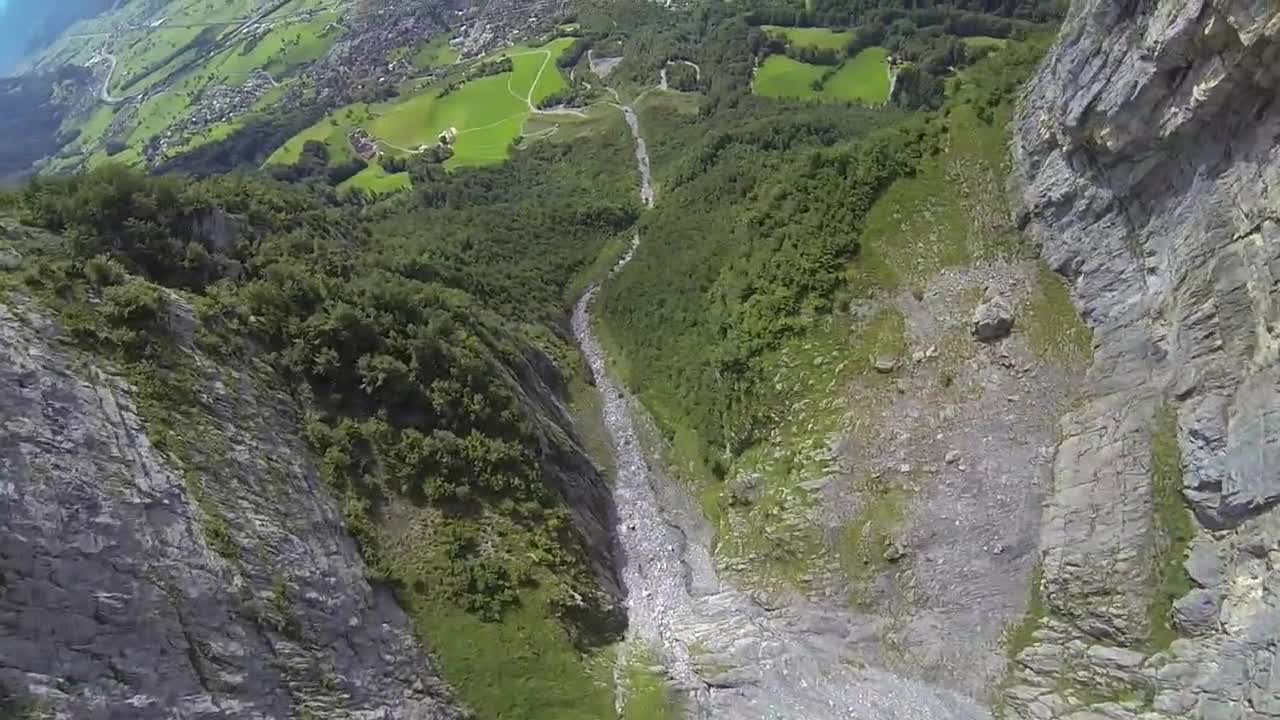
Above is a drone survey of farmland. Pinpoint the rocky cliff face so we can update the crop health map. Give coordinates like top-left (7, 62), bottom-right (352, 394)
top-left (0, 297), bottom-right (465, 719)
top-left (1009, 1), bottom-right (1280, 717)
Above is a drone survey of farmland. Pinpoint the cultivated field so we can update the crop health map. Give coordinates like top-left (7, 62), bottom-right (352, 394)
top-left (272, 36), bottom-right (575, 174)
top-left (369, 38), bottom-right (573, 164)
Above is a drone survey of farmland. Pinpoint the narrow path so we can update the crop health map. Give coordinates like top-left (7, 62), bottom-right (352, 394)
top-left (97, 53), bottom-right (125, 103)
top-left (660, 59), bottom-right (702, 91)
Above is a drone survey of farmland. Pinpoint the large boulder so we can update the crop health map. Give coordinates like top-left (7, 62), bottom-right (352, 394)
top-left (972, 295), bottom-right (1014, 341)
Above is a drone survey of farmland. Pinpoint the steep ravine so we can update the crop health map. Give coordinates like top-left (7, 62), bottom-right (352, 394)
top-left (576, 100), bottom-right (991, 720)
top-left (1007, 1), bottom-right (1280, 718)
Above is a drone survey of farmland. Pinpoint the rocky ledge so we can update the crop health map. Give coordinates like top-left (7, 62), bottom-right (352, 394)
top-left (1009, 0), bottom-right (1280, 718)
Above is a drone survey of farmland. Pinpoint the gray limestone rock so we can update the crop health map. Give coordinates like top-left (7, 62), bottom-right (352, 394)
top-left (1172, 589), bottom-right (1222, 636)
top-left (1004, 0), bottom-right (1280, 717)
top-left (0, 300), bottom-right (466, 719)
top-left (875, 355), bottom-right (902, 373)
top-left (973, 296), bottom-right (1015, 341)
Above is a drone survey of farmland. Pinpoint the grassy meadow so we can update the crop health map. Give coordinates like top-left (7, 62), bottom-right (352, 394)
top-left (761, 25), bottom-right (853, 51)
top-left (754, 47), bottom-right (890, 104)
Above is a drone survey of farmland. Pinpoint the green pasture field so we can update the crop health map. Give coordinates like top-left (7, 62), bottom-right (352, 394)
top-left (760, 25), bottom-right (853, 51)
top-left (753, 47), bottom-right (889, 105)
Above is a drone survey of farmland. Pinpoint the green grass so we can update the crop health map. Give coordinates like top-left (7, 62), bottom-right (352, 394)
top-left (839, 473), bottom-right (908, 603)
top-left (410, 597), bottom-right (617, 720)
top-left (414, 34), bottom-right (460, 69)
top-left (753, 47), bottom-right (889, 104)
top-left (753, 55), bottom-right (827, 99)
top-left (379, 504), bottom-right (618, 720)
top-left (523, 104), bottom-right (620, 145)
top-left (848, 55), bottom-right (1031, 293)
top-left (209, 13), bottom-right (338, 80)
top-left (1003, 563), bottom-right (1046, 659)
top-left (77, 106), bottom-right (116, 144)
top-left (368, 74), bottom-right (527, 160)
top-left (109, 27), bottom-right (206, 95)
top-left (962, 36), bottom-right (1009, 49)
top-left (337, 164), bottom-right (411, 197)
top-left (126, 90), bottom-right (197, 147)
top-left (834, 307), bottom-right (911, 600)
top-left (366, 37), bottom-right (573, 167)
top-left (271, 37), bottom-right (575, 170)
top-left (1144, 405), bottom-right (1194, 651)
top-left (266, 103), bottom-right (370, 165)
top-left (761, 26), bottom-right (853, 51)
top-left (705, 309), bottom-right (907, 592)
top-left (622, 655), bottom-right (682, 720)
top-left (1024, 264), bottom-right (1093, 369)
top-left (823, 48), bottom-right (890, 104)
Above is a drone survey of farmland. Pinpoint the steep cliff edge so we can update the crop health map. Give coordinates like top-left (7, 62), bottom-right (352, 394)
top-left (0, 165), bottom-right (628, 718)
top-left (0, 295), bottom-right (464, 719)
top-left (1009, 1), bottom-right (1280, 717)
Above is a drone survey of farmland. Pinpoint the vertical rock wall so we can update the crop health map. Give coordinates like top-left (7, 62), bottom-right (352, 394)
top-left (1009, 1), bottom-right (1280, 717)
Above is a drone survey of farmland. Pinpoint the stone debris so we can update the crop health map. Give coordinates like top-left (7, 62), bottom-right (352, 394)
top-left (875, 355), bottom-right (901, 373)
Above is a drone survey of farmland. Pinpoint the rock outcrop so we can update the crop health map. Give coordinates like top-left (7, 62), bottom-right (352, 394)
top-left (0, 299), bottom-right (466, 719)
top-left (1008, 0), bottom-right (1280, 717)
top-left (973, 293), bottom-right (1015, 341)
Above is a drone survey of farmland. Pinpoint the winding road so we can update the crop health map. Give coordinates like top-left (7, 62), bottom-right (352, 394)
top-left (572, 88), bottom-right (993, 720)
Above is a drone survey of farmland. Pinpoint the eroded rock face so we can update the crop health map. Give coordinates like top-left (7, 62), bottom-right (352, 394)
top-left (0, 301), bottom-right (465, 719)
top-left (1009, 0), bottom-right (1280, 717)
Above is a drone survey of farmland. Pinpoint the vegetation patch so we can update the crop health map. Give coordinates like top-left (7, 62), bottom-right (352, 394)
top-left (4, 139), bottom-right (639, 715)
top-left (1144, 404), bottom-right (1194, 652)
top-left (761, 25), bottom-right (854, 51)
top-left (753, 55), bottom-right (827, 98)
top-left (839, 471), bottom-right (909, 602)
top-left (1023, 264), bottom-right (1093, 369)
top-left (849, 41), bottom-right (1048, 293)
top-left (209, 14), bottom-right (339, 81)
top-left (822, 48), bottom-right (892, 103)
top-left (1003, 562), bottom-right (1047, 660)
top-left (414, 34), bottom-right (460, 70)
top-left (268, 38), bottom-right (576, 169)
top-left (621, 648), bottom-right (683, 720)
top-left (715, 320), bottom-right (857, 589)
top-left (962, 35), bottom-right (1010, 50)
top-left (370, 38), bottom-right (573, 166)
top-left (265, 103), bottom-right (370, 165)
top-left (383, 507), bottom-right (619, 720)
top-left (754, 47), bottom-right (890, 104)
top-left (336, 163), bottom-right (411, 197)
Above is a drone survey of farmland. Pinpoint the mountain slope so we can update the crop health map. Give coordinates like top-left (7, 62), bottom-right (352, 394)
top-left (0, 285), bottom-right (463, 719)
top-left (0, 129), bottom-right (639, 717)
